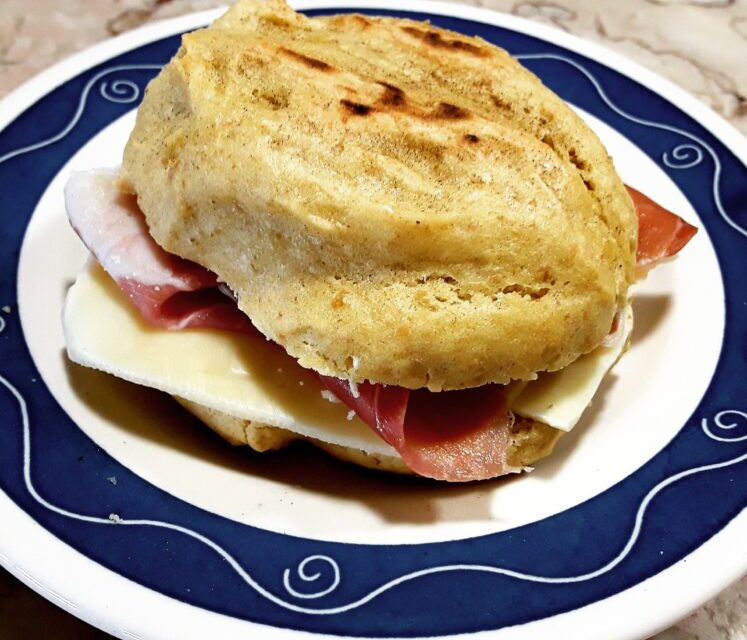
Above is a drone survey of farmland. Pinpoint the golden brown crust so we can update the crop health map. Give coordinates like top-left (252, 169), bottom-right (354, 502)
top-left (174, 397), bottom-right (561, 477)
top-left (122, 0), bottom-right (636, 391)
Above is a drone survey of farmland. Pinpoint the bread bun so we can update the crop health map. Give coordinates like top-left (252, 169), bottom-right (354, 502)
top-left (121, 0), bottom-right (636, 390)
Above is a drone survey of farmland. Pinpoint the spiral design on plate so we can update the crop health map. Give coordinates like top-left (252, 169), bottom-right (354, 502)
top-left (99, 79), bottom-right (141, 104)
top-left (662, 144), bottom-right (704, 169)
top-left (282, 555), bottom-right (341, 599)
top-left (702, 410), bottom-right (747, 442)
top-left (0, 64), bottom-right (162, 167)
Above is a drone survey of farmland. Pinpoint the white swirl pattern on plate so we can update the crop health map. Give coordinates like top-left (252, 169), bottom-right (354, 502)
top-left (702, 411), bottom-right (747, 443)
top-left (0, 311), bottom-right (745, 614)
top-left (662, 144), bottom-right (704, 170)
top-left (0, 64), bottom-right (161, 166)
top-left (98, 79), bottom-right (143, 104)
top-left (514, 53), bottom-right (747, 238)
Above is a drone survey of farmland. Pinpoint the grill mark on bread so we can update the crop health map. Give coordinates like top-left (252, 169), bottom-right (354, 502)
top-left (490, 94), bottom-right (511, 112)
top-left (375, 85), bottom-right (469, 120)
top-left (340, 99), bottom-right (373, 116)
top-left (401, 25), bottom-right (489, 57)
top-left (432, 102), bottom-right (469, 120)
top-left (568, 147), bottom-right (587, 170)
top-left (340, 89), bottom-right (469, 122)
top-left (377, 82), bottom-right (406, 107)
top-left (540, 135), bottom-right (557, 152)
top-left (372, 85), bottom-right (468, 120)
top-left (279, 47), bottom-right (333, 71)
top-left (351, 15), bottom-right (372, 28)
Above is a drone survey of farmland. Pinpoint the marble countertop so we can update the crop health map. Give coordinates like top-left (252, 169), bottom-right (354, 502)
top-left (0, 1), bottom-right (745, 639)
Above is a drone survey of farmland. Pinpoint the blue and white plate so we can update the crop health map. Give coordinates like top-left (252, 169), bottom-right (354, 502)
top-left (0, 2), bottom-right (745, 638)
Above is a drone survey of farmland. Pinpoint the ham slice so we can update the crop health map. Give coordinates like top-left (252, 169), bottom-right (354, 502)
top-left (65, 169), bottom-right (698, 481)
top-left (65, 169), bottom-right (255, 333)
top-left (627, 185), bottom-right (698, 268)
top-left (319, 376), bottom-right (515, 481)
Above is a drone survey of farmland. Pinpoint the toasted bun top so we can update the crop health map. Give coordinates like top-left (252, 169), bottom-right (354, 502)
top-left (121, 0), bottom-right (636, 390)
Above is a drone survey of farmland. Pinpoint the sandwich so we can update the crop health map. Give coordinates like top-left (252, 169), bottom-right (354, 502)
top-left (62, 0), bottom-right (697, 481)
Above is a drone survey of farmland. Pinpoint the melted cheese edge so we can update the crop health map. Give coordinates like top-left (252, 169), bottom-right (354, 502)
top-left (63, 264), bottom-right (631, 456)
top-left (511, 305), bottom-right (633, 431)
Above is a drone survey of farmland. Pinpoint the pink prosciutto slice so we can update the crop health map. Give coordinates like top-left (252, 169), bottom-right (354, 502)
top-left (319, 376), bottom-right (515, 481)
top-left (627, 185), bottom-right (698, 268)
top-left (66, 169), bottom-right (698, 481)
top-left (64, 169), bottom-right (255, 333)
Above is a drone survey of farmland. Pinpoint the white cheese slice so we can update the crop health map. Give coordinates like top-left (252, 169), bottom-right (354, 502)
top-left (63, 263), bottom-right (397, 457)
top-left (511, 305), bottom-right (633, 431)
top-left (64, 264), bottom-right (632, 448)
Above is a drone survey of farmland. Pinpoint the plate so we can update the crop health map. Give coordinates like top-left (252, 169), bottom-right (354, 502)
top-left (0, 2), bottom-right (745, 638)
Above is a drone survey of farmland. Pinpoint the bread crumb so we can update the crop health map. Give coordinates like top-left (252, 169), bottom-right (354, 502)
top-left (320, 390), bottom-right (340, 403)
top-left (299, 380), bottom-right (304, 386)
top-left (349, 380), bottom-right (360, 398)
top-left (1, 306), bottom-right (10, 314)
top-left (347, 410), bottom-right (356, 421)
top-left (107, 476), bottom-right (118, 486)
top-left (108, 513), bottom-right (122, 523)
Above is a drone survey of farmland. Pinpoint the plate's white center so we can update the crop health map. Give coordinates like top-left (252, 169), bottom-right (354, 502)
top-left (18, 108), bottom-right (724, 544)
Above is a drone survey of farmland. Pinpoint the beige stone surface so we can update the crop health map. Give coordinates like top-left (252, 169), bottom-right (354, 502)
top-left (0, 1), bottom-right (744, 639)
